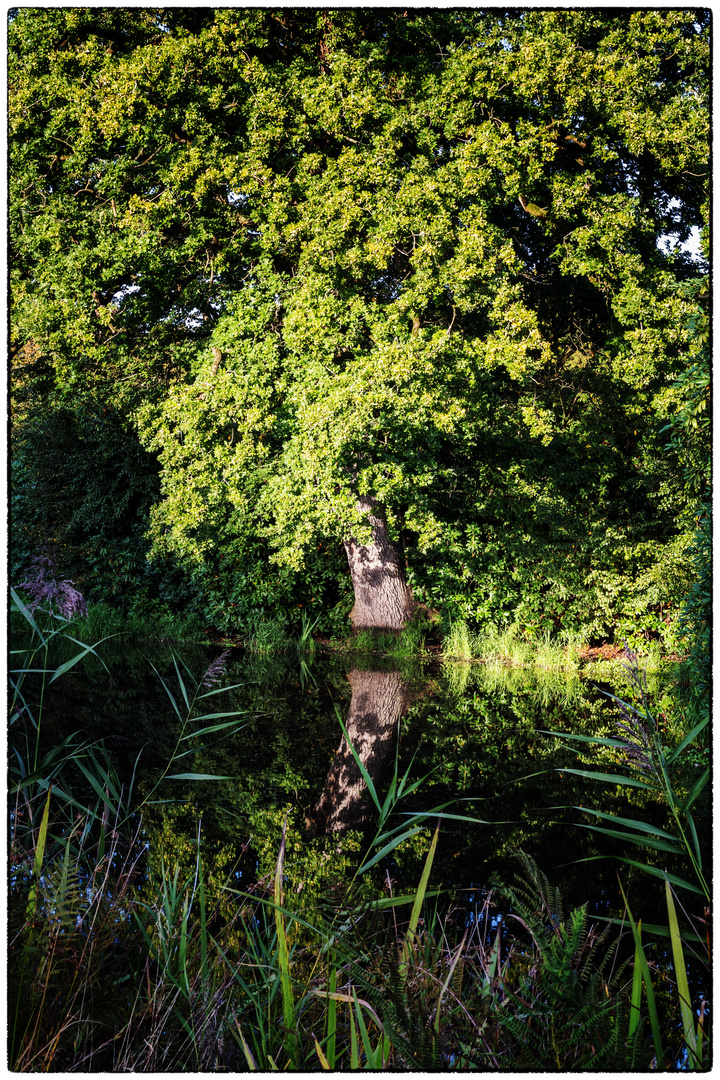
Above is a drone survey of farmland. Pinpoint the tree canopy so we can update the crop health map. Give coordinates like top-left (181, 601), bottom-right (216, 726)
top-left (10, 8), bottom-right (709, 640)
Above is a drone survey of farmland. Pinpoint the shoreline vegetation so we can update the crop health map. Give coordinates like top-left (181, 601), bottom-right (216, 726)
top-left (11, 598), bottom-right (682, 672)
top-left (9, 590), bottom-right (708, 1070)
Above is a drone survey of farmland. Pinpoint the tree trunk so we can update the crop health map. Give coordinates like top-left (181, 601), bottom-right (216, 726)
top-left (343, 496), bottom-right (416, 631)
top-left (306, 668), bottom-right (410, 835)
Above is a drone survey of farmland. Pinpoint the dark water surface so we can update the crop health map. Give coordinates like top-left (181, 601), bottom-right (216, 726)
top-left (30, 641), bottom-right (700, 941)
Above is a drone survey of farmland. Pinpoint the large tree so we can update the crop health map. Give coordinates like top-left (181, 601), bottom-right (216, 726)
top-left (10, 9), bottom-right (709, 635)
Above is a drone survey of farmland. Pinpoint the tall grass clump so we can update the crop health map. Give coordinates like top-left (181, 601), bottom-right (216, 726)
top-left (443, 619), bottom-right (475, 660)
top-left (547, 644), bottom-right (709, 902)
top-left (248, 617), bottom-right (292, 655)
top-left (297, 611), bottom-right (321, 652)
top-left (472, 623), bottom-right (585, 671)
top-left (9, 578), bottom-right (252, 1070)
top-left (542, 644), bottom-right (710, 1068)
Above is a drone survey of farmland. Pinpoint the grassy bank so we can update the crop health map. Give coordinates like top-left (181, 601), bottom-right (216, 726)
top-left (11, 815), bottom-right (688, 1071)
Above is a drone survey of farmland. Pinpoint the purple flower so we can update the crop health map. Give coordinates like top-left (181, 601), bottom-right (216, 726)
top-left (18, 551), bottom-right (88, 621)
top-left (621, 641), bottom-right (648, 697)
top-left (615, 717), bottom-right (653, 774)
top-left (614, 641), bottom-right (655, 774)
top-left (201, 649), bottom-right (231, 689)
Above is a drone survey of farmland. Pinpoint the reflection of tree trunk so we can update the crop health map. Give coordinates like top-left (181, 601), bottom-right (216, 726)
top-left (344, 496), bottom-right (416, 631)
top-left (307, 669), bottom-right (411, 835)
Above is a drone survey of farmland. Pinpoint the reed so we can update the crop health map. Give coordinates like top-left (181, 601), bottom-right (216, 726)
top-left (9, 596), bottom-right (704, 1070)
top-left (542, 644), bottom-right (710, 1069)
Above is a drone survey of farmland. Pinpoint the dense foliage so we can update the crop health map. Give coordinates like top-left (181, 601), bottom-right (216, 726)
top-left (10, 8), bottom-right (709, 640)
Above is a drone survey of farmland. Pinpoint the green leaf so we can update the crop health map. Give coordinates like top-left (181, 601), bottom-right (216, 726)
top-left (679, 767), bottom-right (709, 813)
top-left (619, 882), bottom-right (665, 1069)
top-left (181, 719), bottom-right (247, 740)
top-left (166, 772), bottom-right (235, 781)
top-left (558, 767), bottom-right (654, 790)
top-left (665, 880), bottom-right (699, 1067)
top-left (665, 718), bottom-right (709, 766)
top-left (358, 827), bottom-right (424, 874)
top-left (336, 708), bottom-right (380, 813)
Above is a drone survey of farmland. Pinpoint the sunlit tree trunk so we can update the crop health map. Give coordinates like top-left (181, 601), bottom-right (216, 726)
top-left (343, 497), bottom-right (416, 631)
top-left (306, 668), bottom-right (410, 834)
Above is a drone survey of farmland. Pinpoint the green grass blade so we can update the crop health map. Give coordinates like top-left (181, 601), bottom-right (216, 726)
top-left (172, 652), bottom-right (191, 710)
top-left (619, 881), bottom-right (665, 1069)
top-left (190, 709), bottom-right (251, 723)
top-left (197, 681), bottom-right (246, 699)
top-left (680, 767), bottom-right (709, 813)
top-left (314, 1039), bottom-right (331, 1070)
top-left (350, 1001), bottom-right (359, 1069)
top-left (358, 827), bottom-right (424, 874)
top-left (166, 772), bottom-right (235, 780)
top-left (353, 990), bottom-right (383, 1068)
top-left (665, 718), bottom-right (709, 766)
top-left (684, 810), bottom-right (702, 869)
top-left (336, 708), bottom-right (381, 813)
top-left (11, 588), bottom-right (46, 644)
top-left (399, 809), bottom-right (497, 825)
top-left (615, 859), bottom-right (704, 895)
top-left (540, 728), bottom-right (628, 749)
top-left (378, 771), bottom-right (398, 827)
top-left (559, 767), bottom-right (653, 790)
top-left (26, 786), bottom-right (52, 924)
top-left (73, 757), bottom-right (120, 817)
top-left (629, 928), bottom-right (643, 1039)
top-left (274, 816), bottom-right (296, 1068)
top-left (179, 894), bottom-right (190, 996)
top-left (180, 718), bottom-right (247, 740)
top-left (573, 854), bottom-right (703, 895)
top-left (573, 822), bottom-right (684, 854)
top-left (198, 850), bottom-right (208, 981)
top-left (401, 821), bottom-right (439, 972)
top-left (45, 644), bottom-right (97, 683)
top-left (148, 661), bottom-right (183, 720)
top-left (575, 806), bottom-right (681, 840)
top-left (326, 966), bottom-right (337, 1069)
top-left (665, 880), bottom-right (699, 1067)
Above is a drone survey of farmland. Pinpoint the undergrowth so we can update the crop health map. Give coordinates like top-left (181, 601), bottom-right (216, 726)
top-left (9, 592), bottom-right (708, 1070)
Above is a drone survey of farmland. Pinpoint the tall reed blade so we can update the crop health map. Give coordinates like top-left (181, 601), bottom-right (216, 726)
top-left (619, 881), bottom-right (665, 1069)
top-left (629, 931), bottom-right (643, 1040)
top-left (665, 880), bottom-right (700, 1068)
top-left (353, 989), bottom-right (384, 1068)
top-left (401, 821), bottom-right (440, 975)
top-left (25, 786), bottom-right (52, 925)
top-left (326, 966), bottom-right (337, 1069)
top-left (274, 816), bottom-right (296, 1068)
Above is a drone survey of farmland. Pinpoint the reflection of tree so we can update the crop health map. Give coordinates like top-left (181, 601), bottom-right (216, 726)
top-left (306, 669), bottom-right (411, 835)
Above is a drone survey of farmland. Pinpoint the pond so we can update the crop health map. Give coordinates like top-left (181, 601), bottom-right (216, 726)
top-left (10, 632), bottom-right (709, 1069)
top-left (16, 639), bottom-right (701, 934)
